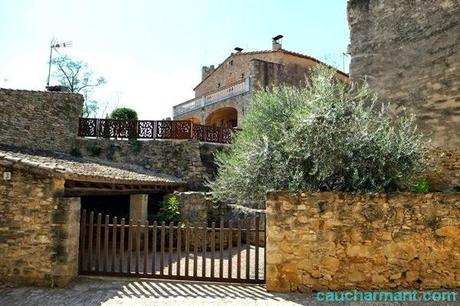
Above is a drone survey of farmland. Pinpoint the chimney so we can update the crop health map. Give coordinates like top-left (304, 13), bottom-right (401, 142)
top-left (272, 34), bottom-right (283, 51)
top-left (201, 65), bottom-right (215, 80)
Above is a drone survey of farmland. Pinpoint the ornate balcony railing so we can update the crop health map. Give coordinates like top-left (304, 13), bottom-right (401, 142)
top-left (78, 118), bottom-right (236, 144)
top-left (173, 78), bottom-right (250, 117)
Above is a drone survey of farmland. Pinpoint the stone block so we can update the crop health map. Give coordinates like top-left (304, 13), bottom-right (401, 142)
top-left (346, 245), bottom-right (372, 258)
top-left (435, 225), bottom-right (460, 238)
top-left (320, 256), bottom-right (340, 273)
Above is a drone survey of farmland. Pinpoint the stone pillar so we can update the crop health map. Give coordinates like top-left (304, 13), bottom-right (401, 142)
top-left (130, 194), bottom-right (148, 222)
top-left (51, 196), bottom-right (81, 287)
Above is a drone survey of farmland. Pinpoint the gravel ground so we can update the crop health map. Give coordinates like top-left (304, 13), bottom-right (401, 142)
top-left (0, 277), bottom-right (458, 306)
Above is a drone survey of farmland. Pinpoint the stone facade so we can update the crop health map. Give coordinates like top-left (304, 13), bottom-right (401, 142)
top-left (175, 47), bottom-right (349, 126)
top-left (0, 89), bottom-right (84, 153)
top-left (74, 138), bottom-right (226, 190)
top-left (194, 50), bottom-right (348, 98)
top-left (266, 191), bottom-right (460, 292)
top-left (0, 164), bottom-right (80, 287)
top-left (348, 0), bottom-right (460, 147)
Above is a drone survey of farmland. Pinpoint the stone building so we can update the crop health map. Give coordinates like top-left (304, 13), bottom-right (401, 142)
top-left (173, 36), bottom-right (349, 127)
top-left (0, 148), bottom-right (183, 286)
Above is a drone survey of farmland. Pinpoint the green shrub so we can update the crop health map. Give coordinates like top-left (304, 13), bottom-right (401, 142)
top-left (156, 195), bottom-right (180, 224)
top-left (208, 65), bottom-right (428, 206)
top-left (110, 107), bottom-right (138, 120)
top-left (415, 180), bottom-right (429, 193)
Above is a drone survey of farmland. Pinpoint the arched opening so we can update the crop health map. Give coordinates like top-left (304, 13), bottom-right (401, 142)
top-left (205, 107), bottom-right (238, 128)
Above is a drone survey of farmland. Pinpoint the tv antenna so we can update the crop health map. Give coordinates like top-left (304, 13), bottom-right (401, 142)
top-left (46, 38), bottom-right (72, 87)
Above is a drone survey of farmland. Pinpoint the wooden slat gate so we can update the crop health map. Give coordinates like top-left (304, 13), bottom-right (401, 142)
top-left (79, 210), bottom-right (265, 284)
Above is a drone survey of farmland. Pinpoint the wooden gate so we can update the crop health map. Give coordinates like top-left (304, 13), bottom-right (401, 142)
top-left (79, 210), bottom-right (265, 284)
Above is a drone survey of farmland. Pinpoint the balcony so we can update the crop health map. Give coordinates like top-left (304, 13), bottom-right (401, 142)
top-left (78, 118), bottom-right (236, 144)
top-left (173, 78), bottom-right (250, 117)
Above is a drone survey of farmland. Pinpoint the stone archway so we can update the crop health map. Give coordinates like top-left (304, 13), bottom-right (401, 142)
top-left (205, 107), bottom-right (238, 128)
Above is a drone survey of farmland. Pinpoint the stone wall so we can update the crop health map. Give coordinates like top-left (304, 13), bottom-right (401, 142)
top-left (74, 138), bottom-right (226, 190)
top-left (266, 191), bottom-right (460, 292)
top-left (0, 164), bottom-right (80, 287)
top-left (0, 89), bottom-right (84, 153)
top-left (249, 58), bottom-right (317, 91)
top-left (175, 191), bottom-right (266, 246)
top-left (348, 0), bottom-right (460, 147)
top-left (175, 191), bottom-right (215, 225)
top-left (426, 147), bottom-right (460, 191)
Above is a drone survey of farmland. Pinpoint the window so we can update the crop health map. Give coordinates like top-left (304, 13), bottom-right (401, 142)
top-left (241, 73), bottom-right (245, 79)
top-left (217, 83), bottom-right (221, 88)
top-left (229, 60), bottom-right (233, 66)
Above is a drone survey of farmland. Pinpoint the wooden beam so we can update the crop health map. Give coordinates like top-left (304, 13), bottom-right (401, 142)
top-left (63, 187), bottom-right (174, 197)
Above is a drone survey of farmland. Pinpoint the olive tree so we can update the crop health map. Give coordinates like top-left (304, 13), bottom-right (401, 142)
top-left (208, 66), bottom-right (428, 207)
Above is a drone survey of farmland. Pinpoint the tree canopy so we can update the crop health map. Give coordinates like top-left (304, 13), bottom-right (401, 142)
top-left (208, 66), bottom-right (428, 207)
top-left (51, 55), bottom-right (106, 93)
top-left (51, 55), bottom-right (106, 117)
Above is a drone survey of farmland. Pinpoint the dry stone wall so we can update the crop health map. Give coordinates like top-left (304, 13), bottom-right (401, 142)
top-left (74, 138), bottom-right (226, 190)
top-left (0, 89), bottom-right (84, 153)
top-left (0, 164), bottom-right (80, 287)
top-left (426, 147), bottom-right (460, 191)
top-left (348, 0), bottom-right (460, 147)
top-left (266, 191), bottom-right (460, 292)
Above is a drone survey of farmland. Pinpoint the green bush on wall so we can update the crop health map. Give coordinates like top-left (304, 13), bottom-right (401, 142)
top-left (109, 107), bottom-right (138, 120)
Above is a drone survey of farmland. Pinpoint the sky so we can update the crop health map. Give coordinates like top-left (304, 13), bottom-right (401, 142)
top-left (0, 0), bottom-right (350, 120)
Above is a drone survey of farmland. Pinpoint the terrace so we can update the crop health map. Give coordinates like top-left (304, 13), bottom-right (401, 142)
top-left (173, 78), bottom-right (250, 117)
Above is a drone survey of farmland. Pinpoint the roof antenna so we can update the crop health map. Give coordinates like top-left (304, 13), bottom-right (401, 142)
top-left (46, 38), bottom-right (72, 88)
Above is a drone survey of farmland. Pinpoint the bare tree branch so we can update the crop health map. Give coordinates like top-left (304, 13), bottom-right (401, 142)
top-left (51, 55), bottom-right (106, 117)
